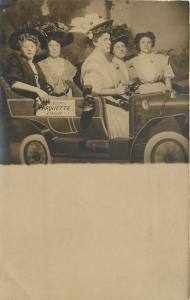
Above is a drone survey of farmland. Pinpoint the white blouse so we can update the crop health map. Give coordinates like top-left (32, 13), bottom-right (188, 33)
top-left (112, 56), bottom-right (130, 84)
top-left (81, 48), bottom-right (130, 139)
top-left (81, 48), bottom-right (122, 93)
top-left (38, 57), bottom-right (76, 95)
top-left (127, 52), bottom-right (174, 83)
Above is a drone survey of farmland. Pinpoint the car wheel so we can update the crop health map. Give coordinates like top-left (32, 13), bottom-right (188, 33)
top-left (20, 134), bottom-right (52, 165)
top-left (144, 131), bottom-right (189, 163)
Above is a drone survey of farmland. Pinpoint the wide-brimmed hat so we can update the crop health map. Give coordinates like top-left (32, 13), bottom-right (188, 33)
top-left (111, 24), bottom-right (129, 46)
top-left (9, 22), bottom-right (46, 50)
top-left (40, 22), bottom-right (73, 48)
top-left (70, 14), bottom-right (113, 39)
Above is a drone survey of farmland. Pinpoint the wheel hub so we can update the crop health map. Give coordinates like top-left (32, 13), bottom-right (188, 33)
top-left (24, 141), bottom-right (48, 164)
top-left (164, 154), bottom-right (175, 163)
top-left (32, 151), bottom-right (41, 161)
top-left (151, 139), bottom-right (186, 163)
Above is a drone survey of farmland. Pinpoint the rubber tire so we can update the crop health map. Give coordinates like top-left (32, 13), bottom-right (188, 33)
top-left (10, 142), bottom-right (21, 164)
top-left (11, 134), bottom-right (52, 165)
top-left (144, 131), bottom-right (189, 163)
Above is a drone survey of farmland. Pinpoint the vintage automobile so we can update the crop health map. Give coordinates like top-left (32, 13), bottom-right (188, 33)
top-left (0, 77), bottom-right (189, 164)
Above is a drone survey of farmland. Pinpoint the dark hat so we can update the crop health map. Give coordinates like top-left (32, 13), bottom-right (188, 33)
top-left (45, 31), bottom-right (73, 47)
top-left (40, 22), bottom-right (73, 48)
top-left (111, 24), bottom-right (128, 46)
top-left (9, 22), bottom-right (46, 50)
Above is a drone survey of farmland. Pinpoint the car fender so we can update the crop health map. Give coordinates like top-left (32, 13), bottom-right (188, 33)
top-left (130, 114), bottom-right (187, 160)
top-left (143, 131), bottom-right (189, 163)
top-left (10, 118), bottom-right (54, 144)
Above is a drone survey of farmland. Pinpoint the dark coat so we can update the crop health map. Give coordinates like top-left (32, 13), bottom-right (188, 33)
top-left (5, 54), bottom-right (47, 98)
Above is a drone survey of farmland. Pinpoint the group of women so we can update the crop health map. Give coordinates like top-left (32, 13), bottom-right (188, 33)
top-left (5, 14), bottom-right (175, 139)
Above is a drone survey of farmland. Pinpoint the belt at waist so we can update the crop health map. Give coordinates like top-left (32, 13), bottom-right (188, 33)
top-left (140, 80), bottom-right (165, 84)
top-left (105, 96), bottom-right (129, 111)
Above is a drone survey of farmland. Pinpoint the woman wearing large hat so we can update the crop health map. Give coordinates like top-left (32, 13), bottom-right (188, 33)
top-left (111, 24), bottom-right (131, 87)
top-left (38, 22), bottom-right (81, 97)
top-left (73, 14), bottom-right (129, 138)
top-left (5, 22), bottom-right (49, 102)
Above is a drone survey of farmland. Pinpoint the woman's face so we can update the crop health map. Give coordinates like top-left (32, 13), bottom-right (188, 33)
top-left (93, 33), bottom-right (111, 54)
top-left (48, 40), bottom-right (61, 58)
top-left (139, 36), bottom-right (153, 54)
top-left (20, 40), bottom-right (37, 60)
top-left (113, 41), bottom-right (127, 59)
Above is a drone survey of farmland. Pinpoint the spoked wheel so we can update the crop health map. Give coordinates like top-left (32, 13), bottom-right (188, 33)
top-left (144, 132), bottom-right (189, 163)
top-left (24, 141), bottom-right (48, 164)
top-left (20, 134), bottom-right (52, 165)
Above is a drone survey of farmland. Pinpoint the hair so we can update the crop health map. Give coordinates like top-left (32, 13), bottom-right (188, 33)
top-left (93, 29), bottom-right (110, 42)
top-left (47, 35), bottom-right (62, 47)
top-left (111, 38), bottom-right (127, 54)
top-left (88, 29), bottom-right (110, 47)
top-left (134, 31), bottom-right (156, 49)
top-left (17, 33), bottom-right (39, 50)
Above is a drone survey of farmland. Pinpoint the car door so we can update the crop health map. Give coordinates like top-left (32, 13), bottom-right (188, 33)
top-left (7, 96), bottom-right (109, 140)
top-left (36, 96), bottom-right (108, 139)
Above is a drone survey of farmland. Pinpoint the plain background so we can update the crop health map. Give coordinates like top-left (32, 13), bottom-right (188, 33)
top-left (1, 1), bottom-right (189, 64)
top-left (87, 0), bottom-right (189, 51)
top-left (0, 164), bottom-right (188, 300)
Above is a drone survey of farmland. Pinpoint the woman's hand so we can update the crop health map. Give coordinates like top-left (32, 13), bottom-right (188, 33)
top-left (166, 89), bottom-right (177, 99)
top-left (170, 89), bottom-right (177, 98)
top-left (116, 83), bottom-right (128, 95)
top-left (35, 88), bottom-right (49, 103)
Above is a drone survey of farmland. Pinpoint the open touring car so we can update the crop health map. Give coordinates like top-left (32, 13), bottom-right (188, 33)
top-left (1, 77), bottom-right (189, 164)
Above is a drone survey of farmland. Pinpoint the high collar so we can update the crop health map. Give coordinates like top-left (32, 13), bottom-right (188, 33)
top-left (93, 47), bottom-right (112, 61)
top-left (139, 51), bottom-right (155, 57)
top-left (47, 56), bottom-right (63, 62)
top-left (112, 56), bottom-right (125, 64)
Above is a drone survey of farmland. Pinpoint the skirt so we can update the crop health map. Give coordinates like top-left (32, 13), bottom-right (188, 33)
top-left (105, 104), bottom-right (129, 139)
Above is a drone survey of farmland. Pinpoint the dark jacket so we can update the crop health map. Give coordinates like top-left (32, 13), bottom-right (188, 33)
top-left (5, 54), bottom-right (47, 98)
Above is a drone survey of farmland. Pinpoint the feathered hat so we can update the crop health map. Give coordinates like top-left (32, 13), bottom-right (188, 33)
top-left (111, 24), bottom-right (129, 45)
top-left (70, 14), bottom-right (113, 40)
top-left (40, 22), bottom-right (73, 47)
top-left (9, 21), bottom-right (46, 50)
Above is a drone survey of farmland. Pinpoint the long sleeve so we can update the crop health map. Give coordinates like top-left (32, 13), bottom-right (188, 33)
top-left (81, 48), bottom-right (120, 93)
top-left (5, 56), bottom-right (24, 87)
top-left (81, 61), bottom-right (105, 93)
top-left (112, 57), bottom-right (130, 84)
top-left (64, 60), bottom-right (77, 81)
top-left (161, 55), bottom-right (175, 78)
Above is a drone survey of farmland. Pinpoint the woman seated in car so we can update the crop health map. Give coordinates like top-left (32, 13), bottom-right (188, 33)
top-left (38, 22), bottom-right (82, 97)
top-left (70, 14), bottom-right (129, 138)
top-left (128, 31), bottom-right (175, 96)
top-left (5, 22), bottom-right (49, 103)
top-left (111, 24), bottom-right (131, 85)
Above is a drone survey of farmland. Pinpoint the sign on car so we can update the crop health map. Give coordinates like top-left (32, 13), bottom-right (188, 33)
top-left (36, 98), bottom-right (76, 117)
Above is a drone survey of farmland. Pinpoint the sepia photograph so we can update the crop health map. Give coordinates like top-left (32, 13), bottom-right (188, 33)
top-left (0, 0), bottom-right (189, 164)
top-left (0, 2), bottom-right (189, 300)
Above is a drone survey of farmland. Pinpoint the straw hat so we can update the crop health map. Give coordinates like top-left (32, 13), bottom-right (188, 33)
top-left (70, 14), bottom-right (113, 39)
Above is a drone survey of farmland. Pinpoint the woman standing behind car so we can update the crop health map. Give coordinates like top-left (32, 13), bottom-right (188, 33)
top-left (5, 22), bottom-right (49, 103)
top-left (71, 14), bottom-right (129, 138)
top-left (38, 22), bottom-right (81, 97)
top-left (128, 31), bottom-right (175, 96)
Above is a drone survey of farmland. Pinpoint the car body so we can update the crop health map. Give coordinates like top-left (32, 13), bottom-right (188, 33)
top-left (1, 77), bottom-right (189, 164)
